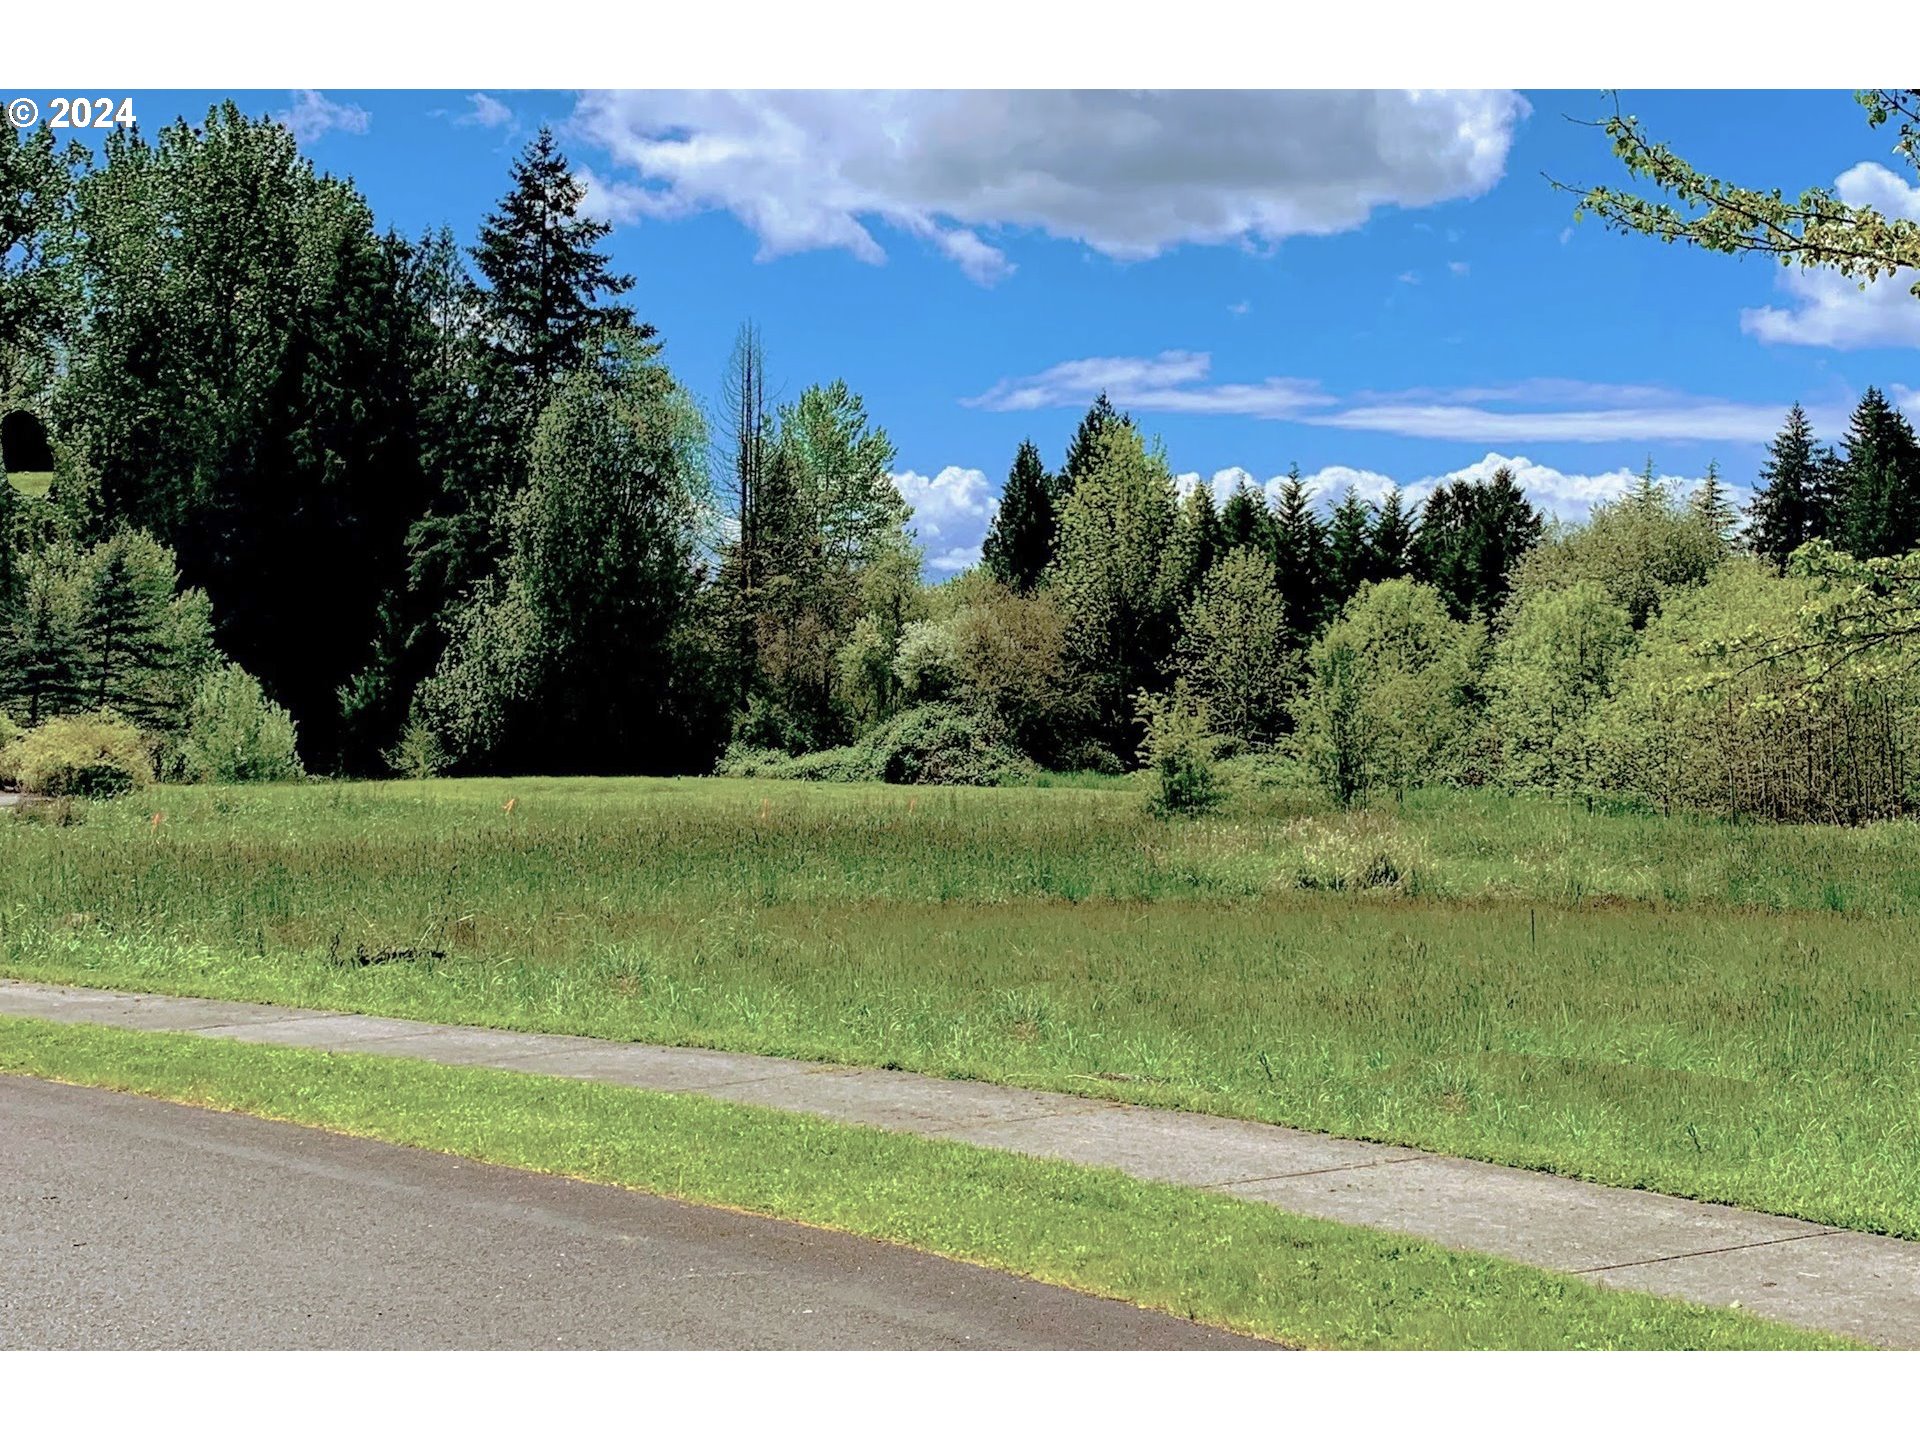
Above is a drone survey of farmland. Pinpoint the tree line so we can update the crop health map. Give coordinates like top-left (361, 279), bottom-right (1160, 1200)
top-left (4, 103), bottom-right (1919, 822)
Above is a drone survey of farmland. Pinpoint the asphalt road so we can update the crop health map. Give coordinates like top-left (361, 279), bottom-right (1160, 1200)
top-left (0, 1076), bottom-right (1269, 1350)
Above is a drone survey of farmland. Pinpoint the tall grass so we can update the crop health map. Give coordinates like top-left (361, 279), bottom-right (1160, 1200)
top-left (4, 774), bottom-right (1918, 1234)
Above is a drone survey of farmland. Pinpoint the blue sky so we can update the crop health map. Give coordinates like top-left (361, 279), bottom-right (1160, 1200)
top-left (36, 88), bottom-right (1920, 571)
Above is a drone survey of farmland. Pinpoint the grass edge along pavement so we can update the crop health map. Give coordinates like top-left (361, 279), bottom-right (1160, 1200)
top-left (0, 1015), bottom-right (1850, 1351)
top-left (11, 777), bottom-right (1920, 1242)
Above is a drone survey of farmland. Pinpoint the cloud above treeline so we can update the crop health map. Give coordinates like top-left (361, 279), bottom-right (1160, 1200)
top-left (1175, 453), bottom-right (1736, 523)
top-left (896, 451), bottom-right (1737, 577)
top-left (967, 354), bottom-right (1846, 446)
top-left (571, 90), bottom-right (1527, 284)
top-left (276, 91), bottom-right (370, 143)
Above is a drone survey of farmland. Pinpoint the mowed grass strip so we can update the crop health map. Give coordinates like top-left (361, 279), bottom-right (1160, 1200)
top-left (0, 1016), bottom-right (1850, 1351)
top-left (6, 776), bottom-right (1920, 1236)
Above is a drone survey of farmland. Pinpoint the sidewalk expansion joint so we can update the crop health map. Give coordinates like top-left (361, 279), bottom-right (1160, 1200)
top-left (1200, 1154), bottom-right (1435, 1188)
top-left (1574, 1228), bottom-right (1852, 1275)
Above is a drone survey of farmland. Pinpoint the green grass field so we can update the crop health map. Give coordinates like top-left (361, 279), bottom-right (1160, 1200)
top-left (0, 1016), bottom-right (1847, 1350)
top-left (4, 470), bottom-right (53, 497)
top-left (4, 772), bottom-right (1918, 1236)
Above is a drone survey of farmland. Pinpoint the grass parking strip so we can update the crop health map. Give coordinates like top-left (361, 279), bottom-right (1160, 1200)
top-left (0, 1015), bottom-right (1851, 1351)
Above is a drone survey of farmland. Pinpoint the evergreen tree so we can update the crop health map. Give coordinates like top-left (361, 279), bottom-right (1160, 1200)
top-left (80, 538), bottom-right (165, 714)
top-left (1163, 482), bottom-right (1223, 609)
top-left (980, 440), bottom-right (1058, 592)
top-left (1747, 405), bottom-right (1823, 570)
top-left (1688, 461), bottom-right (1738, 550)
top-left (1371, 485), bottom-right (1415, 580)
top-left (75, 529), bottom-right (214, 727)
top-left (1813, 444), bottom-right (1849, 536)
top-left (1628, 454), bottom-right (1666, 511)
top-left (1465, 465), bottom-right (1545, 618)
top-left (1061, 392), bottom-right (1130, 494)
top-left (1218, 481), bottom-right (1276, 555)
top-left (1835, 386), bottom-right (1920, 560)
top-left (1271, 464), bottom-right (1328, 645)
top-left (1412, 467), bottom-right (1544, 620)
top-left (0, 553), bottom-right (75, 725)
top-left (1325, 489), bottom-right (1374, 609)
top-left (470, 127), bottom-right (640, 397)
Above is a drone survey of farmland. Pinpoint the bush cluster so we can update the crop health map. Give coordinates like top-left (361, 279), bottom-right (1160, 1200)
top-left (0, 712), bottom-right (153, 798)
top-left (716, 703), bottom-right (1032, 787)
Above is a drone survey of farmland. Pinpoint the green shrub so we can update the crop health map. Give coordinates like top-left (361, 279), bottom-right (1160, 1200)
top-left (714, 705), bottom-right (1032, 787)
top-left (732, 692), bottom-right (841, 756)
top-left (862, 703), bottom-right (1032, 786)
top-left (1293, 580), bottom-right (1481, 807)
top-left (712, 743), bottom-right (792, 779)
top-left (384, 717), bottom-right (448, 780)
top-left (1, 713), bottom-right (153, 798)
top-left (0, 712), bottom-right (23, 783)
top-left (779, 745), bottom-right (875, 783)
top-left (891, 619), bottom-right (959, 703)
top-left (1136, 686), bottom-right (1224, 816)
top-left (178, 665), bottom-right (305, 784)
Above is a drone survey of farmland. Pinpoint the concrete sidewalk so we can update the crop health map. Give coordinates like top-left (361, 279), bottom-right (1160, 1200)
top-left (4, 978), bottom-right (1916, 1347)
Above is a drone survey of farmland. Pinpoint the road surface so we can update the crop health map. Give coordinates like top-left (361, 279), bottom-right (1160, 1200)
top-left (0, 1075), bottom-right (1268, 1350)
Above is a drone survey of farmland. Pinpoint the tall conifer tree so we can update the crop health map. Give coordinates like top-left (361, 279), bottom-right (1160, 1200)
top-left (1061, 393), bottom-right (1130, 494)
top-left (1271, 464), bottom-right (1328, 645)
top-left (1325, 489), bottom-right (1374, 609)
top-left (1371, 486), bottom-right (1415, 580)
top-left (1835, 386), bottom-right (1920, 559)
top-left (981, 440), bottom-right (1059, 592)
top-left (1219, 481), bottom-right (1276, 555)
top-left (1747, 405), bottom-right (1823, 569)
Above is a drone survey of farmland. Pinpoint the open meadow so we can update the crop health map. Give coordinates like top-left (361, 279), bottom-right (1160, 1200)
top-left (4, 769), bottom-right (1918, 1239)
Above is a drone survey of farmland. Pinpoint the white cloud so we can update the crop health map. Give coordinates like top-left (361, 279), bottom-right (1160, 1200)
top-left (570, 90), bottom-right (1528, 283)
top-left (926, 226), bottom-right (1014, 286)
top-left (1228, 299), bottom-right (1251, 316)
top-left (576, 167), bottom-right (658, 226)
top-left (892, 466), bottom-right (998, 573)
top-left (1175, 466), bottom-right (1268, 505)
top-left (277, 91), bottom-right (370, 144)
top-left (1175, 454), bottom-right (1733, 525)
top-left (965, 350), bottom-right (1330, 419)
top-left (966, 355), bottom-right (1818, 444)
top-left (1741, 269), bottom-right (1920, 349)
top-left (1739, 162), bottom-right (1920, 349)
top-left (1420, 452), bottom-right (1732, 520)
top-left (456, 92), bottom-right (513, 129)
top-left (937, 450), bottom-right (1743, 577)
top-left (1296, 464), bottom-right (1401, 506)
top-left (1310, 398), bottom-right (1799, 445)
top-left (1448, 260), bottom-right (1471, 277)
top-left (1397, 270), bottom-right (1420, 285)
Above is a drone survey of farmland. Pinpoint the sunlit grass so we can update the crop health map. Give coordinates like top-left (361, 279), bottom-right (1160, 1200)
top-left (0, 1015), bottom-right (1850, 1350)
top-left (5, 471), bottom-right (53, 497)
top-left (5, 773), bottom-right (1918, 1235)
